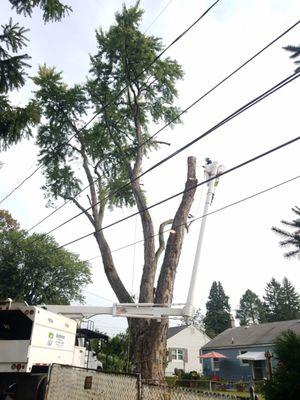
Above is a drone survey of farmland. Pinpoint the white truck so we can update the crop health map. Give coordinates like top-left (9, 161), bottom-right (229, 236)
top-left (0, 299), bottom-right (107, 400)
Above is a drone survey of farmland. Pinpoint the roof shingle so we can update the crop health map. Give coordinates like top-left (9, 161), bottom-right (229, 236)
top-left (203, 319), bottom-right (300, 349)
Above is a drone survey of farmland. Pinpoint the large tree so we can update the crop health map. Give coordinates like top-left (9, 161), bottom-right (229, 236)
top-left (0, 0), bottom-right (71, 150)
top-left (204, 281), bottom-right (231, 337)
top-left (0, 213), bottom-right (91, 304)
top-left (236, 289), bottom-right (266, 326)
top-left (33, 4), bottom-right (197, 381)
top-left (264, 277), bottom-right (300, 322)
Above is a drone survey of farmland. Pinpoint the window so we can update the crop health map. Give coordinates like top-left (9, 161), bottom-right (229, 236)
top-left (171, 348), bottom-right (184, 361)
top-left (239, 350), bottom-right (250, 366)
top-left (212, 358), bottom-right (220, 371)
top-left (199, 349), bottom-right (203, 364)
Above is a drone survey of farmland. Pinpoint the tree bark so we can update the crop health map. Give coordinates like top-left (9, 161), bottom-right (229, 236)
top-left (129, 156), bottom-right (197, 381)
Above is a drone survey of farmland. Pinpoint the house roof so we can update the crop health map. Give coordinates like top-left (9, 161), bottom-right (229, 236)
top-left (167, 325), bottom-right (187, 339)
top-left (167, 325), bottom-right (210, 340)
top-left (203, 319), bottom-right (300, 349)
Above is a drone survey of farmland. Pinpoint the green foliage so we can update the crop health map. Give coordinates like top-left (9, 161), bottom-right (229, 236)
top-left (9, 0), bottom-right (72, 23)
top-left (0, 220), bottom-right (91, 304)
top-left (264, 277), bottom-right (300, 322)
top-left (272, 206), bottom-right (300, 258)
top-left (0, 0), bottom-right (71, 151)
top-left (0, 18), bottom-right (30, 93)
top-left (0, 95), bottom-right (40, 150)
top-left (97, 331), bottom-right (132, 372)
top-left (204, 281), bottom-right (231, 337)
top-left (284, 45), bottom-right (300, 72)
top-left (182, 308), bottom-right (204, 330)
top-left (0, 209), bottom-right (20, 232)
top-left (34, 3), bottom-right (183, 211)
top-left (263, 330), bottom-right (300, 400)
top-left (236, 289), bottom-right (266, 326)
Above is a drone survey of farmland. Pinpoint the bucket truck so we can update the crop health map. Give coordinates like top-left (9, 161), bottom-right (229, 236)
top-left (0, 159), bottom-right (223, 400)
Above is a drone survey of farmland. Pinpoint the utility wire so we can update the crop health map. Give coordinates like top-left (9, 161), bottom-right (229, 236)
top-left (58, 133), bottom-right (300, 249)
top-left (144, 0), bottom-right (175, 33)
top-left (26, 20), bottom-right (300, 233)
top-left (85, 173), bottom-right (299, 259)
top-left (0, 0), bottom-right (221, 206)
top-left (45, 70), bottom-right (300, 238)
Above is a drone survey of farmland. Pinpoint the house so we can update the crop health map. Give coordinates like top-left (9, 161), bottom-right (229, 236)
top-left (201, 319), bottom-right (300, 381)
top-left (166, 325), bottom-right (211, 376)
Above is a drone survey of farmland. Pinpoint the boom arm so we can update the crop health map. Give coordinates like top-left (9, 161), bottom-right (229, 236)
top-left (42, 303), bottom-right (187, 319)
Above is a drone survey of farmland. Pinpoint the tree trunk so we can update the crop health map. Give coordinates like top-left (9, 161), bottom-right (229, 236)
top-left (76, 156), bottom-right (197, 381)
top-left (129, 318), bottom-right (168, 383)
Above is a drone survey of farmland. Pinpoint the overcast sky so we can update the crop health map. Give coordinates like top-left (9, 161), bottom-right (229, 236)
top-left (1, 0), bottom-right (300, 335)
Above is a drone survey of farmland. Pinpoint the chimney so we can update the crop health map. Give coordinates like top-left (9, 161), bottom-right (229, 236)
top-left (229, 314), bottom-right (235, 328)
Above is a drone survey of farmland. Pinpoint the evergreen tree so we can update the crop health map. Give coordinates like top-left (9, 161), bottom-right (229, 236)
top-left (204, 281), bottom-right (231, 337)
top-left (236, 289), bottom-right (266, 326)
top-left (284, 45), bottom-right (300, 72)
top-left (0, 1), bottom-right (71, 150)
top-left (272, 206), bottom-right (300, 258)
top-left (280, 277), bottom-right (300, 320)
top-left (263, 330), bottom-right (300, 400)
top-left (264, 278), bottom-right (284, 322)
top-left (264, 277), bottom-right (300, 322)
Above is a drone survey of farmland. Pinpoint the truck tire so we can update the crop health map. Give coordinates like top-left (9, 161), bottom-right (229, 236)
top-left (0, 383), bottom-right (17, 400)
top-left (36, 377), bottom-right (47, 400)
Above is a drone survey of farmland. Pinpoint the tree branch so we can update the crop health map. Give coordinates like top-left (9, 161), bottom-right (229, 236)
top-left (154, 219), bottom-right (173, 265)
top-left (155, 156), bottom-right (197, 305)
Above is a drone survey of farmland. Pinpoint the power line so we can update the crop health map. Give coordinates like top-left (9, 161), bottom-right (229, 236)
top-left (85, 173), bottom-right (299, 259)
top-left (144, 0), bottom-right (175, 33)
top-left (58, 132), bottom-right (300, 249)
top-left (27, 20), bottom-right (300, 232)
top-left (0, 0), bottom-right (221, 206)
top-left (25, 19), bottom-right (300, 233)
top-left (45, 70), bottom-right (300, 238)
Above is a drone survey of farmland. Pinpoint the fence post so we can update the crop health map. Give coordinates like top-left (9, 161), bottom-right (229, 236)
top-left (249, 385), bottom-right (255, 400)
top-left (137, 374), bottom-right (142, 400)
top-left (209, 380), bottom-right (212, 392)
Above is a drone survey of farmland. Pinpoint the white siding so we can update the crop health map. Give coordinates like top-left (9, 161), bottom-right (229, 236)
top-left (165, 326), bottom-right (210, 376)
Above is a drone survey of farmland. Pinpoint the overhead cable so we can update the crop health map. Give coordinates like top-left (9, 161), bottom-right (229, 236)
top-left (58, 132), bottom-right (300, 249)
top-left (84, 173), bottom-right (300, 261)
top-left (45, 71), bottom-right (300, 238)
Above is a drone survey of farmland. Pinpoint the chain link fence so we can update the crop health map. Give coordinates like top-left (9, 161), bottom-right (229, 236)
top-left (46, 364), bottom-right (139, 400)
top-left (45, 364), bottom-right (248, 400)
top-left (142, 383), bottom-right (244, 400)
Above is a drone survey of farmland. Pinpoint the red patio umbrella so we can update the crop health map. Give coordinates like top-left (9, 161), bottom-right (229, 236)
top-left (199, 351), bottom-right (227, 359)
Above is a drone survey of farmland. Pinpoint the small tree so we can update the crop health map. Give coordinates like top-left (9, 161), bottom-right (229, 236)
top-left (204, 281), bottom-right (231, 337)
top-left (263, 330), bottom-right (300, 400)
top-left (182, 308), bottom-right (204, 331)
top-left (236, 289), bottom-right (266, 326)
top-left (96, 331), bottom-right (132, 373)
